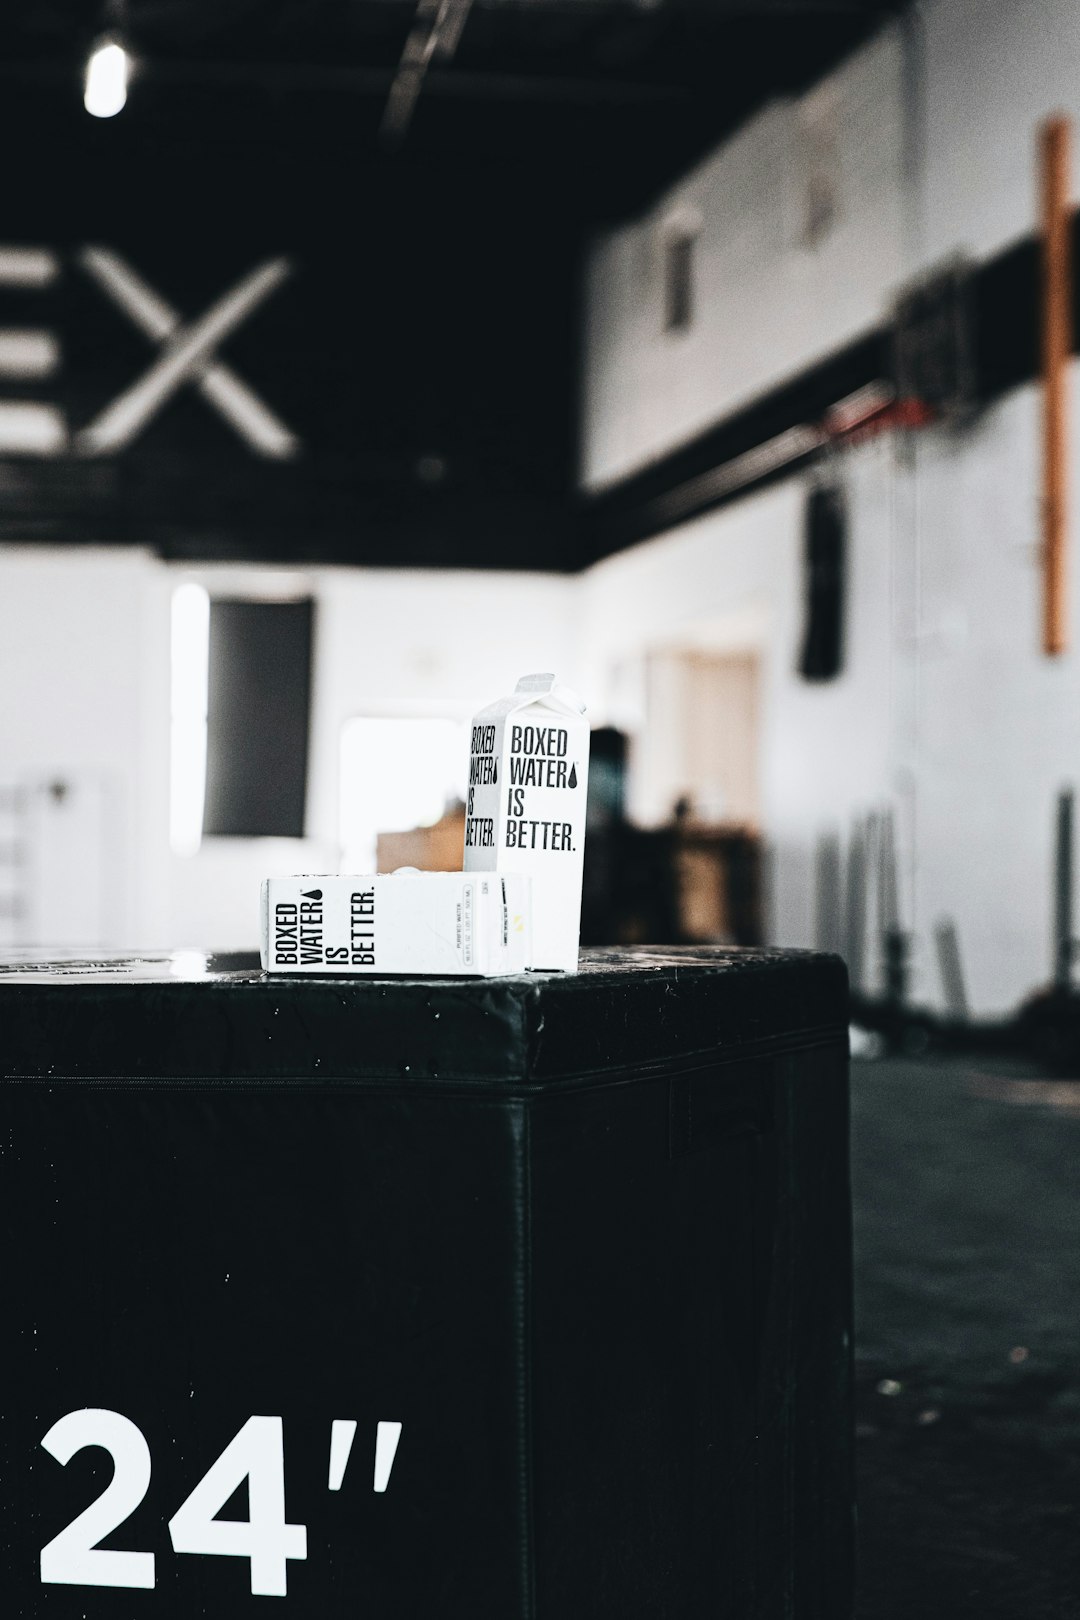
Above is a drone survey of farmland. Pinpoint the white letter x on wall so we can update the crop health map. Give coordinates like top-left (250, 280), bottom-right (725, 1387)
top-left (76, 247), bottom-right (300, 459)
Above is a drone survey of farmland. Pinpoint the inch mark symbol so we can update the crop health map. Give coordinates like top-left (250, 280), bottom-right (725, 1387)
top-left (327, 1421), bottom-right (356, 1492)
top-left (328, 1419), bottom-right (403, 1493)
top-left (373, 1421), bottom-right (402, 1493)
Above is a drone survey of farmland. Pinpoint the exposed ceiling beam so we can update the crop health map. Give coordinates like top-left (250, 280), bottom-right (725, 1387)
top-left (0, 55), bottom-right (687, 106)
top-left (380, 0), bottom-right (475, 147)
top-left (462, 0), bottom-right (899, 10)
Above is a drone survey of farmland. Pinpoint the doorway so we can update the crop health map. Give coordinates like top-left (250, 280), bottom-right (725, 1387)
top-left (636, 648), bottom-right (761, 830)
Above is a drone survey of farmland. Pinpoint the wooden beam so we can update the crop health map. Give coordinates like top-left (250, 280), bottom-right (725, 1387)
top-left (1041, 113), bottom-right (1072, 656)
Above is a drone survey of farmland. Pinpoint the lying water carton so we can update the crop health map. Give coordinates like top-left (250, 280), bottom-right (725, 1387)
top-left (463, 673), bottom-right (589, 972)
top-left (261, 871), bottom-right (531, 976)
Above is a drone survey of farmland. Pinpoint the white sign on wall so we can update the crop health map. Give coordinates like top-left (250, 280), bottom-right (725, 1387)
top-left (0, 244), bottom-right (299, 460)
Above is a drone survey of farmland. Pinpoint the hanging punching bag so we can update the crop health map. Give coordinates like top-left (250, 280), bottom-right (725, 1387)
top-left (799, 483), bottom-right (846, 681)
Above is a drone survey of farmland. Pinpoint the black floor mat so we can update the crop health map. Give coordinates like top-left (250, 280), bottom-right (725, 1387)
top-left (852, 1056), bottom-right (1080, 1617)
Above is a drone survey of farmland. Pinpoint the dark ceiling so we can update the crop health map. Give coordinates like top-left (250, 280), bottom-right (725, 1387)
top-left (0, 0), bottom-right (908, 568)
top-left (5, 0), bottom-right (905, 222)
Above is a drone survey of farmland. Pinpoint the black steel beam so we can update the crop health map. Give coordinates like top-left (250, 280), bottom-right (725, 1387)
top-left (580, 219), bottom-right (1052, 564)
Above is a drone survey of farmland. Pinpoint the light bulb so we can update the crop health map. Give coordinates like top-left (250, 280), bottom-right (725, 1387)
top-left (84, 37), bottom-right (129, 118)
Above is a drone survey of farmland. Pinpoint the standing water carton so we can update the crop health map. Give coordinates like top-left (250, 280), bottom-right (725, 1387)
top-left (463, 673), bottom-right (590, 971)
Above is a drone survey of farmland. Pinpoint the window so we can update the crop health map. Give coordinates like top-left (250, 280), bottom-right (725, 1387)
top-left (170, 586), bottom-right (315, 851)
top-left (799, 89), bottom-right (841, 251)
top-left (202, 599), bottom-right (315, 839)
top-left (663, 223), bottom-right (697, 334)
top-left (339, 715), bottom-right (469, 873)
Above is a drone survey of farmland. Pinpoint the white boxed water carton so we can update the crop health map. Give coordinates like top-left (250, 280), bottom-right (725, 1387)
top-left (260, 871), bottom-right (531, 976)
top-left (463, 673), bottom-right (590, 972)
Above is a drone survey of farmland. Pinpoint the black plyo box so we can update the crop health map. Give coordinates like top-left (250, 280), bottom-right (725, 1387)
top-left (0, 946), bottom-right (852, 1618)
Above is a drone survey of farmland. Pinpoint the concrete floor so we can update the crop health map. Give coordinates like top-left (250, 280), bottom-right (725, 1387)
top-left (852, 1055), bottom-right (1080, 1618)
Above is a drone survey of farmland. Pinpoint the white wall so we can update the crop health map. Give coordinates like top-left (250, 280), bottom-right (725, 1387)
top-left (579, 0), bottom-right (1080, 1016)
top-left (172, 566), bottom-right (581, 949)
top-left (907, 386), bottom-right (1080, 1014)
top-left (582, 27), bottom-right (906, 491)
top-left (305, 569), bottom-right (583, 844)
top-left (0, 546), bottom-right (579, 953)
top-left (921, 0), bottom-right (1080, 263)
top-left (581, 447), bottom-right (895, 969)
top-left (0, 547), bottom-right (171, 948)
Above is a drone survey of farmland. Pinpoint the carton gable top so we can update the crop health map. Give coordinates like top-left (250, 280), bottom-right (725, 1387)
top-left (474, 673), bottom-right (587, 725)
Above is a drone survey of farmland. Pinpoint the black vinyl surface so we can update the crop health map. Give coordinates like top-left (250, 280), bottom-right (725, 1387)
top-left (0, 945), bottom-right (846, 1081)
top-left (0, 946), bottom-right (852, 1618)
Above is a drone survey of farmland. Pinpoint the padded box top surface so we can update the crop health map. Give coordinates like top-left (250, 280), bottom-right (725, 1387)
top-left (0, 944), bottom-right (847, 1086)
